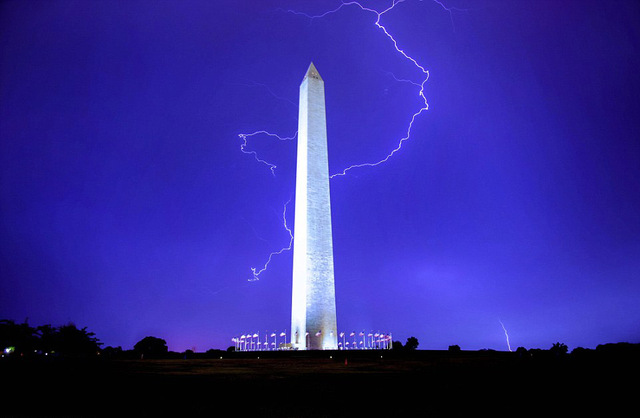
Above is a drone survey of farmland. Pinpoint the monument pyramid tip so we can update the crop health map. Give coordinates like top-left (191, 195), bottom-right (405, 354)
top-left (305, 62), bottom-right (322, 81)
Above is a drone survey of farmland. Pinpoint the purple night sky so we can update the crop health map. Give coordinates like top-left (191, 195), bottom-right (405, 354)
top-left (1, 0), bottom-right (639, 352)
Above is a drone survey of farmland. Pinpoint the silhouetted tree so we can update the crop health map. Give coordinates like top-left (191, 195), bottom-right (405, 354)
top-left (102, 346), bottom-right (123, 359)
top-left (1, 320), bottom-right (101, 357)
top-left (596, 342), bottom-right (640, 356)
top-left (448, 344), bottom-right (461, 352)
top-left (134, 336), bottom-right (168, 358)
top-left (392, 340), bottom-right (404, 350)
top-left (36, 324), bottom-right (57, 353)
top-left (52, 323), bottom-right (102, 356)
top-left (571, 346), bottom-right (587, 354)
top-left (207, 348), bottom-right (225, 357)
top-left (550, 342), bottom-right (568, 356)
top-left (405, 336), bottom-right (419, 350)
top-left (0, 319), bottom-right (37, 355)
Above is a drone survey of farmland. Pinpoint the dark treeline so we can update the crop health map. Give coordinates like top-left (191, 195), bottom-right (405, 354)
top-left (2, 318), bottom-right (638, 361)
top-left (0, 319), bottom-right (226, 360)
top-left (3, 321), bottom-right (637, 418)
top-left (0, 319), bottom-right (101, 357)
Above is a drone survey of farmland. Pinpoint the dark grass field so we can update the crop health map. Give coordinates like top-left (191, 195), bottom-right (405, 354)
top-left (2, 349), bottom-right (635, 417)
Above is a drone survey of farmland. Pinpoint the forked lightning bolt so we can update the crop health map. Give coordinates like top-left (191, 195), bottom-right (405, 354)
top-left (240, 0), bottom-right (454, 280)
top-left (249, 199), bottom-right (294, 281)
top-left (286, 0), bottom-right (430, 178)
top-left (238, 130), bottom-right (297, 176)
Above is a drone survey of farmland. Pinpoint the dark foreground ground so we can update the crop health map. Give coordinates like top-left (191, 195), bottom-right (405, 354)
top-left (2, 348), bottom-right (637, 417)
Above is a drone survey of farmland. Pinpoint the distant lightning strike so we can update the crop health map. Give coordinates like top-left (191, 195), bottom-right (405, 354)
top-left (499, 320), bottom-right (513, 352)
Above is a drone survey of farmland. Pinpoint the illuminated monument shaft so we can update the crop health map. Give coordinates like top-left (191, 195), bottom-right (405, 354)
top-left (291, 63), bottom-right (338, 350)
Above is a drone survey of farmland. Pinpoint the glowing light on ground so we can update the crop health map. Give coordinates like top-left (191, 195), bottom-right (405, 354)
top-left (232, 330), bottom-right (392, 351)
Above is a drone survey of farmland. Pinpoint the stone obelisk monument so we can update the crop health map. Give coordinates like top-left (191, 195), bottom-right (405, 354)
top-left (290, 62), bottom-right (338, 350)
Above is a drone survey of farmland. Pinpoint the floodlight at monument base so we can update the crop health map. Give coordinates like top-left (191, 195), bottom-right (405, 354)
top-left (231, 331), bottom-right (393, 351)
